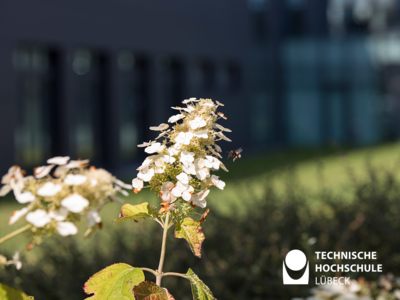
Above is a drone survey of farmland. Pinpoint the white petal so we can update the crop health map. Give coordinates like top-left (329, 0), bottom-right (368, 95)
top-left (115, 179), bottom-right (132, 189)
top-left (64, 159), bottom-right (90, 169)
top-left (64, 174), bottom-right (87, 186)
top-left (47, 156), bottom-right (70, 165)
top-left (194, 130), bottom-right (208, 138)
top-left (176, 173), bottom-right (190, 184)
top-left (57, 222), bottom-right (78, 236)
top-left (61, 194), bottom-right (89, 213)
top-left (15, 191), bottom-right (35, 204)
top-left (37, 182), bottom-right (63, 197)
top-left (149, 123), bottom-right (169, 131)
top-left (26, 209), bottom-right (51, 227)
top-left (196, 168), bottom-right (209, 180)
top-left (9, 208), bottom-right (29, 225)
top-left (182, 163), bottom-right (196, 175)
top-left (34, 165), bottom-right (55, 178)
top-left (0, 184), bottom-right (12, 197)
top-left (87, 209), bottom-right (101, 227)
top-left (137, 167), bottom-right (155, 182)
top-left (132, 178), bottom-right (144, 189)
top-left (48, 208), bottom-right (69, 221)
top-left (168, 114), bottom-right (185, 123)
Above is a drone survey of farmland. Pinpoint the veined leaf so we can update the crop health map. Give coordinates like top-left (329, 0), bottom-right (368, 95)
top-left (174, 217), bottom-right (205, 258)
top-left (0, 282), bottom-right (34, 299)
top-left (133, 281), bottom-right (174, 300)
top-left (186, 269), bottom-right (216, 300)
top-left (84, 263), bottom-right (145, 300)
top-left (114, 203), bottom-right (154, 223)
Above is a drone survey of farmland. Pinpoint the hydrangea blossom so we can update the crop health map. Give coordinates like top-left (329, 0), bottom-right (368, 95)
top-left (0, 157), bottom-right (131, 244)
top-left (131, 98), bottom-right (229, 212)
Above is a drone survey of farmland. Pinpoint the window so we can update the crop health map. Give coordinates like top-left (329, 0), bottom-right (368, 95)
top-left (13, 46), bottom-right (59, 167)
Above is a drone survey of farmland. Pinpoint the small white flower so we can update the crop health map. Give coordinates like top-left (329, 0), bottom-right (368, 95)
top-left (9, 207), bottom-right (29, 225)
top-left (216, 100), bottom-right (224, 106)
top-left (216, 131), bottom-right (232, 142)
top-left (64, 174), bottom-right (87, 186)
top-left (34, 165), bottom-right (54, 178)
top-left (191, 190), bottom-right (210, 208)
top-left (137, 156), bottom-right (157, 170)
top-left (0, 184), bottom-right (12, 197)
top-left (155, 166), bottom-right (165, 174)
top-left (15, 191), bottom-right (35, 204)
top-left (47, 156), bottom-right (70, 165)
top-left (150, 123), bottom-right (169, 131)
top-left (171, 181), bottom-right (194, 201)
top-left (53, 166), bottom-right (68, 177)
top-left (12, 252), bottom-right (22, 270)
top-left (196, 168), bottom-right (209, 180)
top-left (173, 143), bottom-right (182, 150)
top-left (176, 172), bottom-right (190, 184)
top-left (207, 145), bottom-right (222, 158)
top-left (137, 140), bottom-right (155, 148)
top-left (64, 159), bottom-right (89, 169)
top-left (189, 117), bottom-right (207, 130)
top-left (182, 97), bottom-right (198, 104)
top-left (220, 161), bottom-right (229, 172)
top-left (37, 182), bottom-right (63, 197)
top-left (145, 142), bottom-right (165, 154)
top-left (48, 208), bottom-right (69, 221)
top-left (167, 147), bottom-right (179, 156)
top-left (132, 178), bottom-right (144, 190)
top-left (211, 175), bottom-right (225, 190)
top-left (159, 182), bottom-right (177, 202)
top-left (163, 154), bottom-right (176, 164)
top-left (175, 132), bottom-right (193, 145)
top-left (182, 163), bottom-right (196, 175)
top-left (26, 209), bottom-right (52, 227)
top-left (57, 222), bottom-right (78, 236)
top-left (169, 203), bottom-right (176, 211)
top-left (194, 130), bottom-right (208, 139)
top-left (214, 123), bottom-right (232, 132)
top-left (87, 209), bottom-right (101, 227)
top-left (168, 114), bottom-right (185, 123)
top-left (182, 106), bottom-right (195, 113)
top-left (180, 151), bottom-right (195, 164)
top-left (61, 194), bottom-right (89, 213)
top-left (90, 179), bottom-right (98, 187)
top-left (137, 167), bottom-right (155, 182)
top-left (201, 102), bottom-right (214, 107)
top-left (204, 156), bottom-right (220, 170)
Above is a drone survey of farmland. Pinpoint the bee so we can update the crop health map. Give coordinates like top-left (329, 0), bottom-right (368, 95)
top-left (228, 148), bottom-right (243, 162)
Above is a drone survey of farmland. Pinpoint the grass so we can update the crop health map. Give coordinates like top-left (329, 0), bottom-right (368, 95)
top-left (1, 142), bottom-right (400, 256)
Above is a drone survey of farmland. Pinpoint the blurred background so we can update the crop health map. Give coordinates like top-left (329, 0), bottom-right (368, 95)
top-left (1, 0), bottom-right (400, 299)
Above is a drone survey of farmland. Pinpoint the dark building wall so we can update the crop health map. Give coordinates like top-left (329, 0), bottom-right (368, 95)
top-left (0, 0), bottom-right (251, 173)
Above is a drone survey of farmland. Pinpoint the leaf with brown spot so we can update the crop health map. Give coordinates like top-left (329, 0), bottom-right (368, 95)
top-left (174, 218), bottom-right (205, 258)
top-left (133, 281), bottom-right (171, 300)
top-left (186, 269), bottom-right (217, 300)
top-left (84, 263), bottom-right (144, 299)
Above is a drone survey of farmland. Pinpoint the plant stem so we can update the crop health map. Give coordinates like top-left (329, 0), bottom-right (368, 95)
top-left (162, 272), bottom-right (189, 280)
top-left (140, 267), bottom-right (158, 278)
top-left (156, 212), bottom-right (170, 286)
top-left (0, 224), bottom-right (31, 245)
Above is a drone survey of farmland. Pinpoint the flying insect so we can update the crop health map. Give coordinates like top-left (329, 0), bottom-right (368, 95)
top-left (228, 148), bottom-right (243, 162)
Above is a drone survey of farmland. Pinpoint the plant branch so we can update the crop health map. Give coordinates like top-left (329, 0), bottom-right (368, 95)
top-left (162, 272), bottom-right (189, 280)
top-left (156, 211), bottom-right (170, 286)
top-left (140, 267), bottom-right (158, 278)
top-left (0, 224), bottom-right (31, 245)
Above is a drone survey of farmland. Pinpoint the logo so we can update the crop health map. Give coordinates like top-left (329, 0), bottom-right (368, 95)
top-left (283, 249), bottom-right (309, 285)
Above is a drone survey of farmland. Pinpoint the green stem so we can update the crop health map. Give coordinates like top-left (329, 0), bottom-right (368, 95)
top-left (0, 224), bottom-right (31, 245)
top-left (162, 272), bottom-right (189, 280)
top-left (156, 212), bottom-right (170, 286)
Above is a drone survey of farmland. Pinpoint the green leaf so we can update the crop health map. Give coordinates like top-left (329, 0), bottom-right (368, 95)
top-left (174, 217), bottom-right (205, 258)
top-left (133, 281), bottom-right (174, 300)
top-left (186, 269), bottom-right (216, 300)
top-left (84, 263), bottom-right (145, 300)
top-left (0, 282), bottom-right (34, 299)
top-left (114, 203), bottom-right (154, 223)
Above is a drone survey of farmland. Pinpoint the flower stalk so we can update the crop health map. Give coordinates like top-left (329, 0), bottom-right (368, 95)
top-left (0, 224), bottom-right (31, 245)
top-left (156, 211), bottom-right (170, 286)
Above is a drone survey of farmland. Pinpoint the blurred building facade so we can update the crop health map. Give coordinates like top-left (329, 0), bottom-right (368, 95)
top-left (0, 0), bottom-right (399, 173)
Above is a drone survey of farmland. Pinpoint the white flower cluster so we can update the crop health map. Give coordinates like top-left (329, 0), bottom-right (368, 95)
top-left (0, 252), bottom-right (22, 270)
top-left (0, 157), bottom-right (131, 239)
top-left (132, 98), bottom-right (230, 210)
